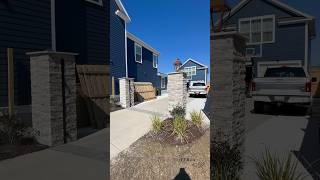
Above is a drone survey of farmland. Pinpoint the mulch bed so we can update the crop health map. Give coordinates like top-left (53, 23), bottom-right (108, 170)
top-left (0, 141), bottom-right (48, 161)
top-left (146, 118), bottom-right (205, 146)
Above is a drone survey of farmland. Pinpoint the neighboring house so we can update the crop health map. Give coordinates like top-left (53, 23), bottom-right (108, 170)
top-left (110, 0), bottom-right (161, 95)
top-left (179, 59), bottom-right (209, 83)
top-left (157, 72), bottom-right (168, 92)
top-left (0, 0), bottom-right (108, 107)
top-left (216, 0), bottom-right (316, 78)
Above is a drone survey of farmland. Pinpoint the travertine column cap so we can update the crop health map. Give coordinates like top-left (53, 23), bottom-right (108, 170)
top-left (26, 51), bottom-right (78, 60)
top-left (119, 77), bottom-right (135, 80)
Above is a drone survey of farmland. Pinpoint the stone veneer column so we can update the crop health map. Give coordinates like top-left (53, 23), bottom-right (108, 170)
top-left (167, 72), bottom-right (188, 113)
top-left (27, 51), bottom-right (77, 146)
top-left (205, 32), bottom-right (246, 148)
top-left (119, 77), bottom-right (134, 108)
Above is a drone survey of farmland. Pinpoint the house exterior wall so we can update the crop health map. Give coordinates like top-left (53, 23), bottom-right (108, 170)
top-left (224, 0), bottom-right (311, 77)
top-left (127, 38), bottom-right (159, 90)
top-left (180, 60), bottom-right (208, 82)
top-left (55, 0), bottom-right (108, 65)
top-left (0, 0), bottom-right (52, 106)
top-left (110, 0), bottom-right (126, 95)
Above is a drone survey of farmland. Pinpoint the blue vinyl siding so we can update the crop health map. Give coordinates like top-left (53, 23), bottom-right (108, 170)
top-left (180, 60), bottom-right (207, 82)
top-left (110, 0), bottom-right (126, 95)
top-left (0, 0), bottom-right (52, 107)
top-left (223, 0), bottom-right (311, 77)
top-left (55, 0), bottom-right (108, 65)
top-left (127, 38), bottom-right (159, 89)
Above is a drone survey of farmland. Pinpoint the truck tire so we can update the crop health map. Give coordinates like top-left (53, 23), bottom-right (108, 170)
top-left (254, 101), bottom-right (264, 113)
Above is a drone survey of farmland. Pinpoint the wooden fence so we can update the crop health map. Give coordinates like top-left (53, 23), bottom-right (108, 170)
top-left (134, 82), bottom-right (156, 103)
top-left (76, 65), bottom-right (109, 129)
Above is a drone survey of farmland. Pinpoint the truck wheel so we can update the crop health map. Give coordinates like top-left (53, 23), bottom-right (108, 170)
top-left (254, 101), bottom-right (264, 113)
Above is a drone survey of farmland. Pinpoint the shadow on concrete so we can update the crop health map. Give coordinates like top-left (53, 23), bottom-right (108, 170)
top-left (252, 103), bottom-right (309, 117)
top-left (294, 116), bottom-right (320, 179)
top-left (173, 168), bottom-right (191, 180)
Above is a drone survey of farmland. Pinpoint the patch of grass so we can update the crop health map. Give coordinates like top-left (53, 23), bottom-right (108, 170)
top-left (190, 111), bottom-right (203, 128)
top-left (172, 116), bottom-right (188, 143)
top-left (170, 105), bottom-right (186, 119)
top-left (151, 115), bottom-right (163, 133)
top-left (255, 149), bottom-right (305, 180)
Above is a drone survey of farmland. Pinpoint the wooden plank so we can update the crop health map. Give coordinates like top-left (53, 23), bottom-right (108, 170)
top-left (7, 48), bottom-right (14, 118)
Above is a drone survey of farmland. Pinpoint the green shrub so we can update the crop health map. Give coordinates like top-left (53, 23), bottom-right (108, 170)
top-left (169, 105), bottom-right (186, 119)
top-left (172, 116), bottom-right (188, 142)
top-left (0, 112), bottom-right (27, 145)
top-left (151, 115), bottom-right (163, 133)
top-left (211, 140), bottom-right (242, 180)
top-left (190, 111), bottom-right (203, 128)
top-left (255, 149), bottom-right (305, 180)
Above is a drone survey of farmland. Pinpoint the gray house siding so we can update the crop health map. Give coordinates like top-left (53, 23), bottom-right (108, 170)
top-left (127, 38), bottom-right (159, 89)
top-left (0, 0), bottom-right (52, 107)
top-left (110, 0), bottom-right (126, 95)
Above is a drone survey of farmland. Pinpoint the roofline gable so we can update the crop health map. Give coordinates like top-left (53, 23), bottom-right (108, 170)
top-left (115, 0), bottom-right (131, 23)
top-left (215, 0), bottom-right (314, 26)
top-left (180, 58), bottom-right (208, 69)
top-left (127, 32), bottom-right (160, 56)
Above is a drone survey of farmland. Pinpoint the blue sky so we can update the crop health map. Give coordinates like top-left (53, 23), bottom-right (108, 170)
top-left (122, 0), bottom-right (210, 74)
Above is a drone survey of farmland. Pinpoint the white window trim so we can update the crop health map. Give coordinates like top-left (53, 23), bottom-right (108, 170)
top-left (239, 15), bottom-right (275, 45)
top-left (85, 0), bottom-right (103, 6)
top-left (161, 77), bottom-right (166, 88)
top-left (184, 66), bottom-right (197, 78)
top-left (135, 43), bottom-right (142, 64)
top-left (153, 54), bottom-right (158, 68)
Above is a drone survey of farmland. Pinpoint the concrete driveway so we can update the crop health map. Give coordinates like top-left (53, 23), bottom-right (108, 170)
top-left (110, 95), bottom-right (208, 160)
top-left (242, 98), bottom-right (319, 179)
top-left (0, 128), bottom-right (108, 180)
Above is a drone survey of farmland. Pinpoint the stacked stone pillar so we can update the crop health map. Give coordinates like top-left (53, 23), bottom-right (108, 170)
top-left (27, 51), bottom-right (77, 146)
top-left (167, 72), bottom-right (188, 112)
top-left (206, 32), bottom-right (246, 148)
top-left (119, 77), bottom-right (134, 108)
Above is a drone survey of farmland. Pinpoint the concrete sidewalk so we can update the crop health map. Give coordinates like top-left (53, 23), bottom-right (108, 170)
top-left (0, 128), bottom-right (108, 180)
top-left (110, 96), bottom-right (208, 160)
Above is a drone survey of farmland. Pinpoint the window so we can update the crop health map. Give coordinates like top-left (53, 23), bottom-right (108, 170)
top-left (161, 77), bottom-right (166, 88)
top-left (184, 66), bottom-right (197, 78)
top-left (239, 15), bottom-right (275, 44)
top-left (85, 0), bottom-right (103, 6)
top-left (246, 48), bottom-right (255, 56)
top-left (153, 54), bottom-right (158, 68)
top-left (135, 43), bottom-right (142, 63)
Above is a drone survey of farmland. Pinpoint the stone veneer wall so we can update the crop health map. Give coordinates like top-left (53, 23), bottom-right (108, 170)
top-left (28, 51), bottom-right (77, 146)
top-left (206, 32), bottom-right (246, 148)
top-left (167, 72), bottom-right (188, 113)
top-left (119, 78), bottom-right (134, 108)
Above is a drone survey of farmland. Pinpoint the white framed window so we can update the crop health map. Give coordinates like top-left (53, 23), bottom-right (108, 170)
top-left (153, 54), bottom-right (158, 68)
top-left (135, 43), bottom-right (142, 63)
top-left (85, 0), bottom-right (103, 6)
top-left (161, 77), bottom-right (166, 88)
top-left (184, 66), bottom-right (197, 78)
top-left (239, 15), bottom-right (275, 44)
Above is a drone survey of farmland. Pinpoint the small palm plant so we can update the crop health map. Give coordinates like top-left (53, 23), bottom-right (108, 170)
top-left (172, 116), bottom-right (188, 143)
top-left (255, 149), bottom-right (305, 180)
top-left (151, 115), bottom-right (163, 133)
top-left (190, 110), bottom-right (203, 128)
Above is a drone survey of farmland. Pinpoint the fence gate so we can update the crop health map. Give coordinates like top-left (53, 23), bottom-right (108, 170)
top-left (76, 65), bottom-right (109, 129)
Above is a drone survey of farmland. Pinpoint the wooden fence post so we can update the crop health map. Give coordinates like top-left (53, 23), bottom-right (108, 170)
top-left (7, 48), bottom-right (14, 118)
top-left (112, 76), bottom-right (115, 98)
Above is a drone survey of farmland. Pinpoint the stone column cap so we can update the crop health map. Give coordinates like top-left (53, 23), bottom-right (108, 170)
top-left (119, 77), bottom-right (135, 80)
top-left (26, 51), bottom-right (78, 57)
top-left (167, 71), bottom-right (185, 75)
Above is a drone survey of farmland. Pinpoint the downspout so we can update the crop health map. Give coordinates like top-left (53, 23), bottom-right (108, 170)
top-left (125, 23), bottom-right (128, 78)
top-left (51, 0), bottom-right (56, 51)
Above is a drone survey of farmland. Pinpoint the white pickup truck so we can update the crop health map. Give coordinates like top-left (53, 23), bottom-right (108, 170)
top-left (252, 67), bottom-right (312, 112)
top-left (188, 81), bottom-right (208, 97)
